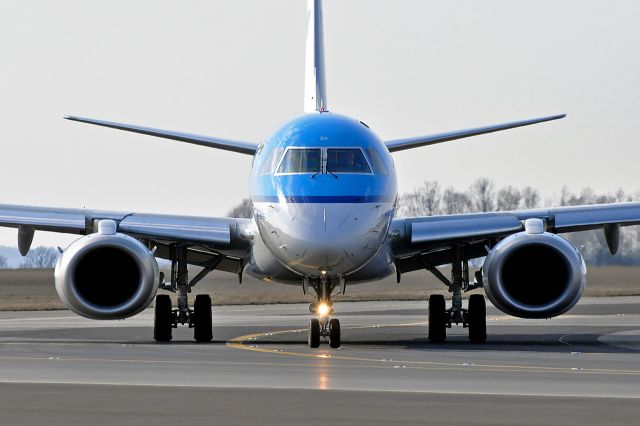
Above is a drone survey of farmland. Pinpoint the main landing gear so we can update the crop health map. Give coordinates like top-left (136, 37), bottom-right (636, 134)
top-left (307, 277), bottom-right (341, 349)
top-left (154, 244), bottom-right (213, 343)
top-left (425, 256), bottom-right (487, 343)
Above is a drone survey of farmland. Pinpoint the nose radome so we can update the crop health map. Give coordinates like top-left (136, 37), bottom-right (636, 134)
top-left (273, 203), bottom-right (390, 275)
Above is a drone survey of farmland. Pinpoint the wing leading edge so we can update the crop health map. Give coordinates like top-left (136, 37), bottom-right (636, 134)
top-left (64, 115), bottom-right (258, 156)
top-left (384, 114), bottom-right (566, 152)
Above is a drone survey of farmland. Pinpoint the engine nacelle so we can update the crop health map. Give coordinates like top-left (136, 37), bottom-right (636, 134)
top-left (55, 227), bottom-right (160, 320)
top-left (483, 227), bottom-right (586, 319)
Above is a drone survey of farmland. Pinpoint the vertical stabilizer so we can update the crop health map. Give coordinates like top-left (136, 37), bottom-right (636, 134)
top-left (304, 0), bottom-right (328, 112)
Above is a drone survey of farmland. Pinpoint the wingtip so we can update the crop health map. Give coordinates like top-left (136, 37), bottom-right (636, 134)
top-left (546, 113), bottom-right (567, 121)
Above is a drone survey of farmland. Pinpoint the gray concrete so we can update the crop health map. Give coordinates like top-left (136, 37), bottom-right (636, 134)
top-left (1, 383), bottom-right (639, 426)
top-left (0, 298), bottom-right (639, 424)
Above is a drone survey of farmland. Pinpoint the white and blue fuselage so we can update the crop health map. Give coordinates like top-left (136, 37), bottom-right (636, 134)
top-left (248, 113), bottom-right (398, 285)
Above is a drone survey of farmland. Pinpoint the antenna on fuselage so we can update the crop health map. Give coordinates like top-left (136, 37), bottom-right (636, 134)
top-left (304, 0), bottom-right (328, 113)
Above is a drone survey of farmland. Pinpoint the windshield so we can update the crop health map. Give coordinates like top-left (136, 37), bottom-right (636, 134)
top-left (326, 149), bottom-right (371, 173)
top-left (260, 148), bottom-right (284, 175)
top-left (277, 149), bottom-right (322, 174)
top-left (365, 148), bottom-right (389, 176)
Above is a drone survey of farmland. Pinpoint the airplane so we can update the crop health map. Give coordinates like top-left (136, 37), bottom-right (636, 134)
top-left (1, 0), bottom-right (639, 348)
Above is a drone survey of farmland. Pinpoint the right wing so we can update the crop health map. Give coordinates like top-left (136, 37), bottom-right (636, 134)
top-left (64, 115), bottom-right (258, 156)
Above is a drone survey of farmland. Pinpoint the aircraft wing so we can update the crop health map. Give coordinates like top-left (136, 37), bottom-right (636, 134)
top-left (390, 202), bottom-right (640, 274)
top-left (0, 204), bottom-right (253, 273)
top-left (384, 114), bottom-right (566, 152)
top-left (64, 116), bottom-right (258, 156)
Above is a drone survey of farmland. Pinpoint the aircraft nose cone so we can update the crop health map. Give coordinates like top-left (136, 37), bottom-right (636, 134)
top-left (255, 202), bottom-right (392, 276)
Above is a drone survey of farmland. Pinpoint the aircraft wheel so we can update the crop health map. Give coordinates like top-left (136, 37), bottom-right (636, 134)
top-left (329, 318), bottom-right (341, 348)
top-left (428, 294), bottom-right (447, 343)
top-left (468, 294), bottom-right (487, 343)
top-left (154, 294), bottom-right (173, 342)
top-left (308, 318), bottom-right (321, 348)
top-left (193, 294), bottom-right (213, 342)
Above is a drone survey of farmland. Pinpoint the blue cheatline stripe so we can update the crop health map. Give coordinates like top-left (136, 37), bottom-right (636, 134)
top-left (252, 195), bottom-right (396, 203)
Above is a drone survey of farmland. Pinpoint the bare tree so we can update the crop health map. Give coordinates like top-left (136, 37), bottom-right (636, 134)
top-left (521, 186), bottom-right (540, 209)
top-left (576, 187), bottom-right (597, 205)
top-left (21, 247), bottom-right (59, 268)
top-left (226, 199), bottom-right (253, 218)
top-left (496, 185), bottom-right (521, 211)
top-left (441, 187), bottom-right (471, 215)
top-left (397, 181), bottom-right (442, 217)
top-left (469, 178), bottom-right (495, 212)
top-left (614, 188), bottom-right (629, 203)
top-left (0, 255), bottom-right (7, 269)
top-left (418, 181), bottom-right (441, 216)
top-left (559, 185), bottom-right (571, 206)
top-left (396, 192), bottom-right (421, 217)
top-left (560, 187), bottom-right (599, 206)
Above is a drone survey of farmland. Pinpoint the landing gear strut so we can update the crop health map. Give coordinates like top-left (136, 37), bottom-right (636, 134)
top-left (307, 276), bottom-right (341, 348)
top-left (153, 244), bottom-right (214, 343)
top-left (426, 252), bottom-right (487, 343)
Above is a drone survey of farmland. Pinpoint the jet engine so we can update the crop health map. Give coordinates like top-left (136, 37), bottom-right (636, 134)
top-left (482, 219), bottom-right (586, 319)
top-left (54, 220), bottom-right (160, 319)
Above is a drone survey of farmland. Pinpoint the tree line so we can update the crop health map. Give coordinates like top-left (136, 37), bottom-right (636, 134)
top-left (396, 178), bottom-right (631, 217)
top-left (0, 246), bottom-right (59, 269)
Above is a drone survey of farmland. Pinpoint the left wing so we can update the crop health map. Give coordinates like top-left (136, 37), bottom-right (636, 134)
top-left (0, 204), bottom-right (252, 273)
top-left (384, 114), bottom-right (566, 152)
top-left (390, 202), bottom-right (640, 274)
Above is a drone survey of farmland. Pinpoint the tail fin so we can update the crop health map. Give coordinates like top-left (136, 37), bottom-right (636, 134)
top-left (304, 0), bottom-right (328, 112)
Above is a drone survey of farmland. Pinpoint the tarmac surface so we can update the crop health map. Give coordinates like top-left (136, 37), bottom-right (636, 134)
top-left (0, 297), bottom-right (639, 425)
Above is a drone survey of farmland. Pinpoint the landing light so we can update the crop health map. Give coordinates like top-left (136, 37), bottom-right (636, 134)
top-left (318, 303), bottom-right (330, 317)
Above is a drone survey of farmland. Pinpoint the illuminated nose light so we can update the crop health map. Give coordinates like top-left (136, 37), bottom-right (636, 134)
top-left (318, 303), bottom-right (330, 317)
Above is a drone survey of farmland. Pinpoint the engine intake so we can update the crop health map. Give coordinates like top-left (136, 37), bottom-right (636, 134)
top-left (55, 231), bottom-right (160, 319)
top-left (483, 231), bottom-right (586, 318)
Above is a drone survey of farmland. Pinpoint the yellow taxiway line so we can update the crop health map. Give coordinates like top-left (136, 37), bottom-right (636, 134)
top-left (226, 323), bottom-right (640, 377)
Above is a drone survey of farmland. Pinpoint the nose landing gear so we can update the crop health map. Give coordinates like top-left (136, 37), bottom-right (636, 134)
top-left (308, 314), bottom-right (341, 349)
top-left (307, 277), bottom-right (341, 348)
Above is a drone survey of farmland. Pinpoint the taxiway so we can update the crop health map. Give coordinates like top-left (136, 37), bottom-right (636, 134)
top-left (0, 297), bottom-right (639, 425)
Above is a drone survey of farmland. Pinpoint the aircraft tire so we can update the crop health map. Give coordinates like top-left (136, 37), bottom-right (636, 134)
top-left (193, 294), bottom-right (213, 342)
top-left (428, 294), bottom-right (446, 343)
top-left (468, 294), bottom-right (487, 343)
top-left (154, 295), bottom-right (173, 342)
top-left (329, 318), bottom-right (341, 348)
top-left (309, 318), bottom-right (321, 348)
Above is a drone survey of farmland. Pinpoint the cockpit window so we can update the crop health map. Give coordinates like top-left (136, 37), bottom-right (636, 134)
top-left (277, 148), bottom-right (322, 174)
top-left (326, 149), bottom-right (371, 174)
top-left (365, 148), bottom-right (389, 176)
top-left (260, 148), bottom-right (284, 175)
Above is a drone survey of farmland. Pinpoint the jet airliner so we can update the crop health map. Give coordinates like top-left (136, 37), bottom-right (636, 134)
top-left (1, 0), bottom-right (639, 348)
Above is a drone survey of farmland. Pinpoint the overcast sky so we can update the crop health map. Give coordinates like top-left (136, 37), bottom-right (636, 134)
top-left (0, 0), bottom-right (639, 246)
